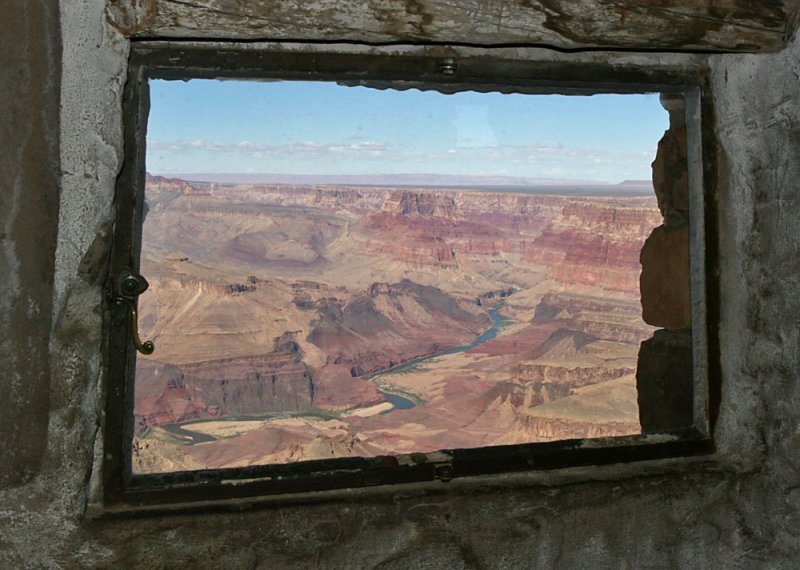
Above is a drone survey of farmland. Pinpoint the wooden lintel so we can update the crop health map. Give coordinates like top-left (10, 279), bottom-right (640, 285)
top-left (106, 0), bottom-right (799, 53)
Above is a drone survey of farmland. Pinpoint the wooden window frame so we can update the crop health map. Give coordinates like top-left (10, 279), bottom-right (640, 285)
top-left (100, 42), bottom-right (718, 512)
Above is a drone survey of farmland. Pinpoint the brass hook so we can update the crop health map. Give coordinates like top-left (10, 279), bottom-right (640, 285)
top-left (117, 298), bottom-right (154, 355)
top-left (113, 270), bottom-right (155, 355)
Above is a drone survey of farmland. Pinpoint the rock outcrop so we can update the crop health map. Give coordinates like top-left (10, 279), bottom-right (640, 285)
top-left (134, 352), bottom-right (315, 435)
top-left (145, 172), bottom-right (199, 194)
top-left (511, 363), bottom-right (634, 401)
top-left (531, 293), bottom-right (654, 345)
top-left (525, 200), bottom-right (661, 296)
top-left (308, 279), bottom-right (491, 376)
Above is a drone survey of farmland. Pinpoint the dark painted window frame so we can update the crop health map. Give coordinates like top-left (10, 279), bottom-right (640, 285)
top-left (100, 42), bottom-right (718, 513)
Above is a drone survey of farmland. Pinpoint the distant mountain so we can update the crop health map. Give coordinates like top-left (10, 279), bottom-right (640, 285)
top-left (161, 172), bottom-right (612, 187)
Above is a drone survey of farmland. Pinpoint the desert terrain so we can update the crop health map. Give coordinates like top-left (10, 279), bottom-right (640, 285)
top-left (132, 174), bottom-right (661, 473)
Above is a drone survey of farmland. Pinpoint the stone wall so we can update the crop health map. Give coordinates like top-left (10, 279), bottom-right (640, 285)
top-left (1, 0), bottom-right (800, 567)
top-left (0, 0), bottom-right (61, 489)
top-left (636, 96), bottom-right (693, 433)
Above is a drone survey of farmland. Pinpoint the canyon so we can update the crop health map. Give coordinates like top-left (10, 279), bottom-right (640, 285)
top-left (132, 174), bottom-right (660, 472)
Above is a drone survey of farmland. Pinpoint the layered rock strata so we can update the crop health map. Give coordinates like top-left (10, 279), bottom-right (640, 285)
top-left (134, 352), bottom-right (315, 435)
top-left (134, 174), bottom-right (662, 469)
top-left (308, 279), bottom-right (491, 376)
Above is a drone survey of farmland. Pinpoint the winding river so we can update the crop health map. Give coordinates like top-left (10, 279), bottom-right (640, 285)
top-left (160, 410), bottom-right (337, 446)
top-left (371, 303), bottom-right (508, 413)
top-left (159, 304), bottom-right (508, 444)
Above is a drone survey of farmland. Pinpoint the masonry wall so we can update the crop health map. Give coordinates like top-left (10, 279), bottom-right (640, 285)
top-left (0, 0), bottom-right (62, 489)
top-left (1, 1), bottom-right (799, 567)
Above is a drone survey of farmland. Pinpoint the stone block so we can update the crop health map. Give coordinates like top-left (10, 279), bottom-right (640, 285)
top-left (636, 329), bottom-right (694, 433)
top-left (652, 124), bottom-right (689, 226)
top-left (639, 223), bottom-right (691, 331)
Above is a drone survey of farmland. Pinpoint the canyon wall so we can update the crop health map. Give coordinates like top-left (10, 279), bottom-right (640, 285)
top-left (308, 279), bottom-right (491, 375)
top-left (131, 178), bottom-right (659, 462)
top-left (134, 353), bottom-right (315, 434)
top-left (162, 182), bottom-right (660, 294)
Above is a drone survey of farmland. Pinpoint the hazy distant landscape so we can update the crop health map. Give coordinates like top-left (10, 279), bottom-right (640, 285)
top-left (163, 172), bottom-right (655, 196)
top-left (132, 174), bottom-right (660, 473)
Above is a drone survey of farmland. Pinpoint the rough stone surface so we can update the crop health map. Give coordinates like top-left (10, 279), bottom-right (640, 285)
top-left (0, 0), bottom-right (61, 489)
top-left (639, 115), bottom-right (691, 332)
top-left (652, 123), bottom-right (689, 226)
top-left (1, 1), bottom-right (800, 568)
top-left (105, 0), bottom-right (798, 52)
top-left (640, 224), bottom-right (692, 331)
top-left (636, 330), bottom-right (694, 432)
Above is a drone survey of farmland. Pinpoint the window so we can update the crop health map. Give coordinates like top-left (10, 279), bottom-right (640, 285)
top-left (102, 45), bottom-right (715, 508)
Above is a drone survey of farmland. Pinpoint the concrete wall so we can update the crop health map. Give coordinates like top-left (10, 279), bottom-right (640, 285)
top-left (1, 0), bottom-right (799, 567)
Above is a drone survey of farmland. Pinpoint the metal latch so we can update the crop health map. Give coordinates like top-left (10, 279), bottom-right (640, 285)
top-left (113, 269), bottom-right (154, 355)
top-left (433, 461), bottom-right (454, 482)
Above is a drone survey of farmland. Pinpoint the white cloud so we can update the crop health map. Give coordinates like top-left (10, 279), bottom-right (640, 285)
top-left (442, 143), bottom-right (656, 168)
top-left (147, 137), bottom-right (656, 180)
top-left (147, 138), bottom-right (390, 160)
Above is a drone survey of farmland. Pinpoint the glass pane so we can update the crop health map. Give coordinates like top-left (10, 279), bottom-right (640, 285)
top-left (132, 79), bottom-right (668, 473)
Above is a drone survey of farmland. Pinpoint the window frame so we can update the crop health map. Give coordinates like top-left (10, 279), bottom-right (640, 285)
top-left (101, 42), bottom-right (718, 510)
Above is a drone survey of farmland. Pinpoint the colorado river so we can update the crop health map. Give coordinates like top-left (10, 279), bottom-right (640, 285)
top-left (371, 303), bottom-right (508, 413)
top-left (158, 304), bottom-right (508, 444)
top-left (161, 422), bottom-right (218, 445)
top-left (160, 410), bottom-right (337, 446)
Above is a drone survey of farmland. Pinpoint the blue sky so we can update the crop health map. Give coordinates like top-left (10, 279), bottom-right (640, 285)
top-left (146, 79), bottom-right (668, 184)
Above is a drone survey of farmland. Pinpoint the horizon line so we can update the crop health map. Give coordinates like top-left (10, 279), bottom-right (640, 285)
top-left (151, 171), bottom-right (652, 187)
